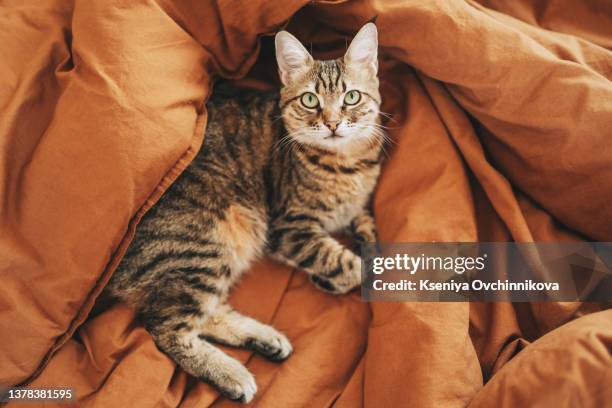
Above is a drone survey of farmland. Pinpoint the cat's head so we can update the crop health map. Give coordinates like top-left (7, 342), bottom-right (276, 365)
top-left (275, 23), bottom-right (381, 154)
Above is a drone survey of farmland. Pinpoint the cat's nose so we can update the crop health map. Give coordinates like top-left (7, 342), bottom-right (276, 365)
top-left (325, 121), bottom-right (339, 132)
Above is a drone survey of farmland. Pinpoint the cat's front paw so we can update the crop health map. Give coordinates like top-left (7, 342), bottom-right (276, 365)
top-left (311, 251), bottom-right (362, 295)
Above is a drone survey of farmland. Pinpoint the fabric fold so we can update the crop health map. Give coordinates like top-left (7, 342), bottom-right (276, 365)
top-left (1, 0), bottom-right (610, 406)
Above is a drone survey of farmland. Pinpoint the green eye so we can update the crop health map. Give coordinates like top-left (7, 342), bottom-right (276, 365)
top-left (344, 90), bottom-right (361, 105)
top-left (300, 92), bottom-right (319, 109)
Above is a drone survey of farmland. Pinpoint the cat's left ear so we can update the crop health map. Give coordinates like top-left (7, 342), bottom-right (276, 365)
top-left (344, 23), bottom-right (378, 77)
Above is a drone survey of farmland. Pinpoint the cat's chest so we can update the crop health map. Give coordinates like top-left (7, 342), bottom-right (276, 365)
top-left (319, 172), bottom-right (377, 232)
top-left (321, 199), bottom-right (363, 233)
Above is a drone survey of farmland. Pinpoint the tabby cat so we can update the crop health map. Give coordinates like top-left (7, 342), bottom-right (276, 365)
top-left (106, 23), bottom-right (383, 403)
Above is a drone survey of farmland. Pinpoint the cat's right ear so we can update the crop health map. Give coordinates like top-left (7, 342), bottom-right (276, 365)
top-left (275, 31), bottom-right (313, 85)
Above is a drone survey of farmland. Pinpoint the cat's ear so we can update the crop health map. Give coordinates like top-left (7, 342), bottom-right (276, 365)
top-left (344, 23), bottom-right (378, 76)
top-left (275, 31), bottom-right (313, 85)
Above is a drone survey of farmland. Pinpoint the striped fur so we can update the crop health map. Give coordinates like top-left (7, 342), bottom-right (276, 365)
top-left (106, 23), bottom-right (382, 403)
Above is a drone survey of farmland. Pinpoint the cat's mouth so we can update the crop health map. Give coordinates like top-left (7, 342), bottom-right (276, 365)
top-left (324, 134), bottom-right (343, 140)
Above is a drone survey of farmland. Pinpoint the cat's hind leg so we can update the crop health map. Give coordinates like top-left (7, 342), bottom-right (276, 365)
top-left (200, 303), bottom-right (293, 361)
top-left (138, 285), bottom-right (258, 403)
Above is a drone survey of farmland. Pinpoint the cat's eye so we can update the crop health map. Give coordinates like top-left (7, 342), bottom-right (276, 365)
top-left (300, 92), bottom-right (319, 109)
top-left (344, 90), bottom-right (361, 105)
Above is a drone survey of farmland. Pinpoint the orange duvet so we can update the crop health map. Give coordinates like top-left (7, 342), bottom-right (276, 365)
top-left (1, 0), bottom-right (611, 406)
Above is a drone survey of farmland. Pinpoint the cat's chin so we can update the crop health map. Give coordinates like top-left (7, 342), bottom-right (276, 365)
top-left (302, 136), bottom-right (375, 156)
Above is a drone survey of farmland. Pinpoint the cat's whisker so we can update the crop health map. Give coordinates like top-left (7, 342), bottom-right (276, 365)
top-left (272, 135), bottom-right (292, 154)
top-left (361, 121), bottom-right (398, 131)
top-left (356, 124), bottom-right (393, 159)
top-left (378, 110), bottom-right (398, 124)
top-left (273, 126), bottom-right (312, 154)
top-left (360, 123), bottom-right (397, 146)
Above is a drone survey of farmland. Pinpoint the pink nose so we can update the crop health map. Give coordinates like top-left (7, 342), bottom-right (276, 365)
top-left (326, 122), bottom-right (339, 132)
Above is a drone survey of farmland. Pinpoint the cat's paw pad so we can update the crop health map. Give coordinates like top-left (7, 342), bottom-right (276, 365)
top-left (246, 331), bottom-right (293, 361)
top-left (207, 359), bottom-right (257, 403)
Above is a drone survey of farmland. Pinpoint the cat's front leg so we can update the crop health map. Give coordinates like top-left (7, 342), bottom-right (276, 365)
top-left (349, 209), bottom-right (378, 253)
top-left (269, 213), bottom-right (362, 294)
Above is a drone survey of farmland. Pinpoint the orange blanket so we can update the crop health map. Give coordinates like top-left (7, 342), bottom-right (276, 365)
top-left (1, 0), bottom-right (611, 406)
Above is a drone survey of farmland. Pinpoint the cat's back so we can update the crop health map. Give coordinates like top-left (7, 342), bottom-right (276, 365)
top-left (186, 85), bottom-right (281, 203)
top-left (202, 85), bottom-right (280, 158)
top-left (107, 86), bottom-right (280, 296)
